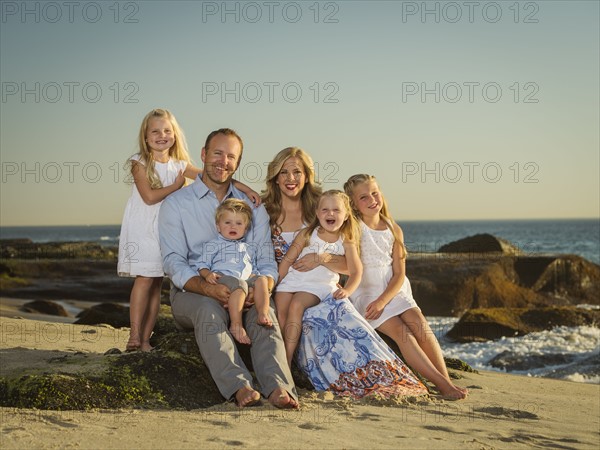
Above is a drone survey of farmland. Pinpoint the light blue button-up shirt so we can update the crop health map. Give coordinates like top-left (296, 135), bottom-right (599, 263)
top-left (193, 234), bottom-right (254, 280)
top-left (158, 177), bottom-right (277, 290)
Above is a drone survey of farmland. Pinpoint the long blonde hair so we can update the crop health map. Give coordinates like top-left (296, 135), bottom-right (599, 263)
top-left (262, 147), bottom-right (322, 233)
top-left (299, 190), bottom-right (359, 250)
top-left (129, 108), bottom-right (191, 189)
top-left (344, 174), bottom-right (406, 259)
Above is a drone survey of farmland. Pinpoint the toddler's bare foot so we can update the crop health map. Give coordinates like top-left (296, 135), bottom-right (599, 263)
top-left (230, 324), bottom-right (251, 344)
top-left (257, 313), bottom-right (273, 327)
top-left (235, 386), bottom-right (261, 407)
top-left (268, 387), bottom-right (299, 409)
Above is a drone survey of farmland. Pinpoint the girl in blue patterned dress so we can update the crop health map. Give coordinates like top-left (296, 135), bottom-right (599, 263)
top-left (263, 148), bottom-right (428, 399)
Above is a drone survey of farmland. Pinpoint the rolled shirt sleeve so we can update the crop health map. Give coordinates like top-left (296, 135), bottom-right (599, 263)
top-left (248, 203), bottom-right (278, 283)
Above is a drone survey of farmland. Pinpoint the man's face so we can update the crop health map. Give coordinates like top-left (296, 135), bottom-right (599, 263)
top-left (201, 133), bottom-right (242, 186)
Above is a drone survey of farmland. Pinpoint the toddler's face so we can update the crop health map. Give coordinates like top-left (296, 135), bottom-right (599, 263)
top-left (217, 211), bottom-right (248, 240)
top-left (317, 196), bottom-right (348, 233)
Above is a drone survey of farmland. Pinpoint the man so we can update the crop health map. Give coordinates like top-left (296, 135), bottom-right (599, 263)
top-left (158, 128), bottom-right (298, 408)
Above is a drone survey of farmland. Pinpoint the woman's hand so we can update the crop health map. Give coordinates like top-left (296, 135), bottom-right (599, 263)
top-left (364, 299), bottom-right (386, 320)
top-left (292, 253), bottom-right (322, 272)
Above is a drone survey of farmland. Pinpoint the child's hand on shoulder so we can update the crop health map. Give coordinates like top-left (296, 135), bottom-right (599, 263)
top-left (247, 189), bottom-right (261, 207)
top-left (173, 170), bottom-right (186, 189)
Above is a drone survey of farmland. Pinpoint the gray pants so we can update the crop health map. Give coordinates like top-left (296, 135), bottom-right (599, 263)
top-left (170, 286), bottom-right (298, 402)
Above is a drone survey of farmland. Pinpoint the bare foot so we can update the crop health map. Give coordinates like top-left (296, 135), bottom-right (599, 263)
top-left (257, 313), bottom-right (273, 327)
top-left (438, 382), bottom-right (468, 400)
top-left (235, 386), bottom-right (261, 408)
top-left (140, 342), bottom-right (154, 352)
top-left (230, 323), bottom-right (251, 344)
top-left (125, 336), bottom-right (140, 352)
top-left (268, 387), bottom-right (299, 409)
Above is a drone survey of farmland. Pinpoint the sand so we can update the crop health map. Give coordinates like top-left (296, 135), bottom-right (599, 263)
top-left (1, 305), bottom-right (599, 449)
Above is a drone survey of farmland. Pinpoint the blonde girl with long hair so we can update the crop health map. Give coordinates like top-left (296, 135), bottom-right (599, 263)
top-left (344, 174), bottom-right (467, 399)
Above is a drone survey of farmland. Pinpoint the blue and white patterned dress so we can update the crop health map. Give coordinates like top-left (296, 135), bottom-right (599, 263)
top-left (272, 231), bottom-right (428, 399)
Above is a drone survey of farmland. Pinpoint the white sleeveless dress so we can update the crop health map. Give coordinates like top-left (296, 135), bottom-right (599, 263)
top-left (276, 229), bottom-right (344, 300)
top-left (117, 155), bottom-right (187, 277)
top-left (350, 221), bottom-right (419, 329)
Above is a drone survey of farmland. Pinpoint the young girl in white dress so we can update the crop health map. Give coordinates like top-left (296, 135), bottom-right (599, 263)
top-left (344, 174), bottom-right (468, 399)
top-left (275, 190), bottom-right (363, 367)
top-left (118, 108), bottom-right (260, 352)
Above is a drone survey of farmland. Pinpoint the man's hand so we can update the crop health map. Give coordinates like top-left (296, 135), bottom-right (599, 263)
top-left (205, 282), bottom-right (231, 305)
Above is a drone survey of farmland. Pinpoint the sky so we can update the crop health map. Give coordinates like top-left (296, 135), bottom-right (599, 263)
top-left (1, 0), bottom-right (598, 226)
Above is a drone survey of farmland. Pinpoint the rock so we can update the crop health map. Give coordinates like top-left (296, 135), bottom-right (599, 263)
top-left (104, 348), bottom-right (122, 355)
top-left (0, 240), bottom-right (117, 260)
top-left (488, 351), bottom-right (576, 371)
top-left (20, 300), bottom-right (68, 317)
top-left (407, 253), bottom-right (600, 316)
top-left (438, 233), bottom-right (521, 255)
top-left (407, 257), bottom-right (539, 316)
top-left (515, 255), bottom-right (600, 304)
top-left (74, 303), bottom-right (130, 328)
top-left (446, 306), bottom-right (600, 342)
top-left (544, 354), bottom-right (600, 380)
top-left (3, 239), bottom-right (598, 317)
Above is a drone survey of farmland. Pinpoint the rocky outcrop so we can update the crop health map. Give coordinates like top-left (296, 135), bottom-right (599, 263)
top-left (438, 233), bottom-right (521, 255)
top-left (408, 254), bottom-right (600, 316)
top-left (0, 239), bottom-right (116, 260)
top-left (446, 306), bottom-right (600, 342)
top-left (74, 303), bottom-right (130, 328)
top-left (0, 321), bottom-right (475, 410)
top-left (20, 300), bottom-right (68, 317)
top-left (487, 351), bottom-right (576, 372)
top-left (1, 238), bottom-right (598, 316)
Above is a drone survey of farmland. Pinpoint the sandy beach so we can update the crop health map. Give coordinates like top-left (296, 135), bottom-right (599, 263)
top-left (1, 308), bottom-right (599, 450)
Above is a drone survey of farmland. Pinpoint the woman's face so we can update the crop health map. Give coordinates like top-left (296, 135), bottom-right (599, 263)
top-left (276, 157), bottom-right (306, 199)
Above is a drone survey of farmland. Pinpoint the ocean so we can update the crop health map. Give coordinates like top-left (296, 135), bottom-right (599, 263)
top-left (1, 219), bottom-right (599, 383)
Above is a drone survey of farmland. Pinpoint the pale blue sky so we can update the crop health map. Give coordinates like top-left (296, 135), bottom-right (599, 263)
top-left (1, 0), bottom-right (598, 226)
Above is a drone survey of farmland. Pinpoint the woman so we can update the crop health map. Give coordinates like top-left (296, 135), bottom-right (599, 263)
top-left (262, 147), bottom-right (428, 399)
